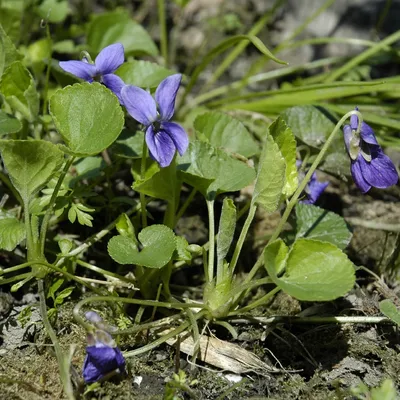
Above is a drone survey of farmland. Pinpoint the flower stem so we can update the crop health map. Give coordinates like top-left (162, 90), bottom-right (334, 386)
top-left (206, 199), bottom-right (215, 282)
top-left (140, 136), bottom-right (148, 228)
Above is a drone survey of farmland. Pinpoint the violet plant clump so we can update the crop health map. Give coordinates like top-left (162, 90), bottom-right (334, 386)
top-left (121, 74), bottom-right (189, 167)
top-left (59, 43), bottom-right (126, 103)
top-left (343, 108), bottom-right (398, 193)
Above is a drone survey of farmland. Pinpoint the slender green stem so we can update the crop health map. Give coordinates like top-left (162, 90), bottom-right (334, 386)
top-left (325, 28), bottom-right (400, 82)
top-left (38, 280), bottom-right (74, 400)
top-left (157, 0), bottom-right (168, 66)
top-left (0, 261), bottom-right (35, 275)
top-left (175, 188), bottom-right (197, 224)
top-left (244, 109), bottom-right (363, 284)
top-left (41, 23), bottom-right (52, 116)
top-left (140, 137), bottom-right (148, 228)
top-left (39, 157), bottom-right (75, 254)
top-left (206, 199), bottom-right (215, 282)
top-left (229, 204), bottom-right (257, 276)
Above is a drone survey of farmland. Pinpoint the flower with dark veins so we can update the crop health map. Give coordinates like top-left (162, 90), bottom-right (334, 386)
top-left (343, 109), bottom-right (398, 193)
top-left (82, 311), bottom-right (125, 383)
top-left (121, 74), bottom-right (189, 167)
top-left (59, 43), bottom-right (126, 103)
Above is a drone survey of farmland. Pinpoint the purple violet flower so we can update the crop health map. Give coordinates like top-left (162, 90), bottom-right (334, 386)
top-left (343, 109), bottom-right (398, 193)
top-left (297, 160), bottom-right (329, 205)
top-left (121, 74), bottom-right (189, 168)
top-left (82, 312), bottom-right (125, 383)
top-left (59, 43), bottom-right (126, 103)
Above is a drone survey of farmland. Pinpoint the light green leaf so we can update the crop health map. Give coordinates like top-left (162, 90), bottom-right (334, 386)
top-left (174, 236), bottom-right (192, 262)
top-left (0, 61), bottom-right (39, 122)
top-left (269, 117), bottom-right (298, 197)
top-left (266, 238), bottom-right (355, 301)
top-left (217, 198), bottom-right (236, 270)
top-left (252, 134), bottom-right (285, 212)
top-left (0, 7), bottom-right (21, 44)
top-left (379, 299), bottom-right (400, 327)
top-left (87, 11), bottom-right (158, 56)
top-left (116, 213), bottom-right (137, 243)
top-left (58, 238), bottom-right (73, 255)
top-left (0, 23), bottom-right (22, 76)
top-left (108, 225), bottom-right (176, 268)
top-left (0, 110), bottom-right (22, 135)
top-left (0, 140), bottom-right (64, 202)
top-left (49, 82), bottom-right (124, 156)
top-left (0, 213), bottom-right (25, 251)
top-left (177, 140), bottom-right (255, 199)
top-left (36, 0), bottom-right (70, 23)
top-left (295, 203), bottom-right (352, 250)
top-left (116, 60), bottom-right (175, 88)
top-left (193, 111), bottom-right (259, 158)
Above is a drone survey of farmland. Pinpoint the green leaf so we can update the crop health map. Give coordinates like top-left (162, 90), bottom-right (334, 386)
top-left (269, 117), bottom-right (298, 197)
top-left (49, 82), bottom-right (124, 156)
top-left (68, 203), bottom-right (94, 227)
top-left (295, 203), bottom-right (352, 250)
top-left (58, 238), bottom-right (73, 255)
top-left (193, 111), bottom-right (259, 158)
top-left (177, 140), bottom-right (255, 199)
top-left (108, 225), bottom-right (176, 268)
top-left (132, 160), bottom-right (178, 203)
top-left (0, 110), bottom-right (22, 135)
top-left (266, 238), bottom-right (355, 301)
top-left (36, 0), bottom-right (70, 23)
top-left (174, 236), bottom-right (192, 262)
top-left (111, 130), bottom-right (144, 158)
top-left (252, 134), bottom-right (286, 212)
top-left (217, 198), bottom-right (236, 270)
top-left (0, 61), bottom-right (39, 122)
top-left (0, 140), bottom-right (64, 202)
top-left (264, 239), bottom-right (289, 278)
top-left (281, 105), bottom-right (342, 153)
top-left (379, 299), bottom-right (400, 327)
top-left (0, 213), bottom-right (25, 251)
top-left (115, 213), bottom-right (137, 243)
top-left (87, 11), bottom-right (158, 56)
top-left (116, 60), bottom-right (175, 88)
top-left (0, 23), bottom-right (22, 76)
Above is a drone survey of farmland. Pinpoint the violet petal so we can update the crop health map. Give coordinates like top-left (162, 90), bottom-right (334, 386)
top-left (95, 43), bottom-right (124, 75)
top-left (155, 74), bottom-right (182, 121)
top-left (343, 125), bottom-right (353, 155)
top-left (121, 85), bottom-right (157, 126)
top-left (102, 74), bottom-right (126, 104)
top-left (145, 125), bottom-right (176, 168)
top-left (161, 121), bottom-right (189, 156)
top-left (360, 148), bottom-right (398, 189)
top-left (350, 156), bottom-right (372, 193)
top-left (304, 175), bottom-right (329, 204)
top-left (59, 60), bottom-right (97, 81)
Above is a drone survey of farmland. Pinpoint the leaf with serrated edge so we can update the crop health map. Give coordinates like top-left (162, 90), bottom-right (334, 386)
top-left (0, 217), bottom-right (26, 251)
top-left (269, 117), bottom-right (298, 197)
top-left (50, 82), bottom-right (124, 156)
top-left (252, 135), bottom-right (285, 212)
top-left (108, 225), bottom-right (176, 268)
top-left (295, 203), bottom-right (352, 250)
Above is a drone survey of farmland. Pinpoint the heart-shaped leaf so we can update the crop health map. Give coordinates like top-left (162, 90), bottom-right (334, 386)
top-left (49, 82), bottom-right (124, 156)
top-left (295, 203), bottom-right (352, 249)
top-left (0, 140), bottom-right (64, 203)
top-left (108, 224), bottom-right (176, 268)
top-left (265, 238), bottom-right (355, 301)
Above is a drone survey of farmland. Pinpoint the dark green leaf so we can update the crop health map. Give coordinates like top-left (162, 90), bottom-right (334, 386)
top-left (217, 198), bottom-right (236, 270)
